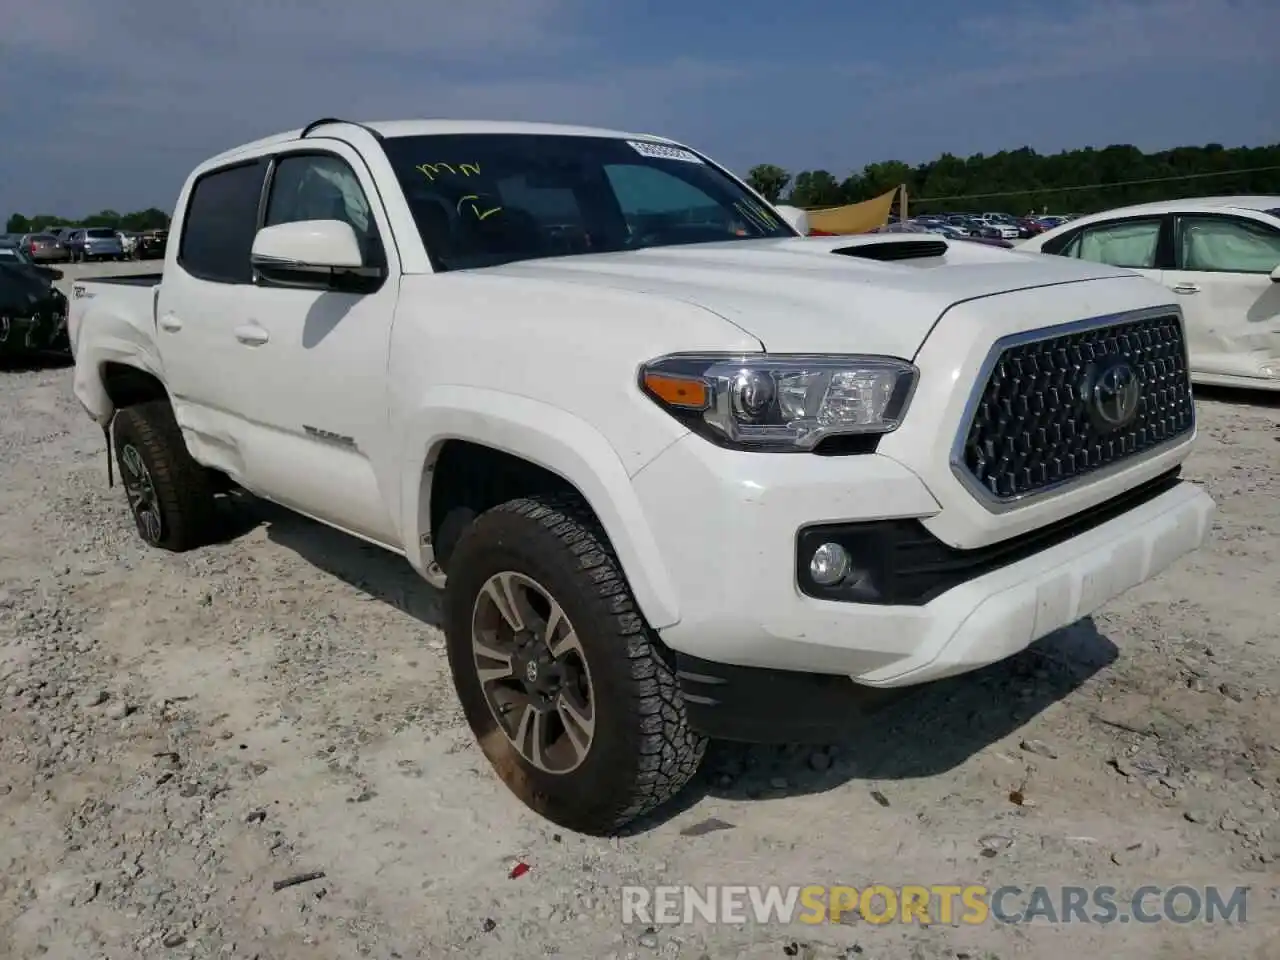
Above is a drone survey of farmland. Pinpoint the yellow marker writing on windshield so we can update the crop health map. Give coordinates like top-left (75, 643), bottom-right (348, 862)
top-left (416, 161), bottom-right (482, 181)
top-left (416, 162), bottom-right (453, 181)
top-left (458, 195), bottom-right (503, 221)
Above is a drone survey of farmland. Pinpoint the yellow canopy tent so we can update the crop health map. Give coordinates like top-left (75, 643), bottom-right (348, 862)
top-left (804, 185), bottom-right (905, 236)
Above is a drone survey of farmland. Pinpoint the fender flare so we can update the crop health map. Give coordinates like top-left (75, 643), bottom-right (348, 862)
top-left (71, 304), bottom-right (167, 424)
top-left (398, 385), bottom-right (682, 630)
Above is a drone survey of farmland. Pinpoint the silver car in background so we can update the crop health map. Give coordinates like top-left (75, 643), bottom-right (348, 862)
top-left (68, 227), bottom-right (125, 262)
top-left (20, 233), bottom-right (72, 263)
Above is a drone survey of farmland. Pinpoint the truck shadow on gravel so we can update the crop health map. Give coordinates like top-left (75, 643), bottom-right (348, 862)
top-left (240, 497), bottom-right (445, 626)
top-left (0, 353), bottom-right (74, 373)
top-left (237, 495), bottom-right (1118, 832)
top-left (1193, 385), bottom-right (1280, 409)
top-left (636, 618), bottom-right (1118, 832)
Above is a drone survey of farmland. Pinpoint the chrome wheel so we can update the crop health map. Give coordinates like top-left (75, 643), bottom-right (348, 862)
top-left (119, 442), bottom-right (162, 544)
top-left (471, 571), bottom-right (596, 774)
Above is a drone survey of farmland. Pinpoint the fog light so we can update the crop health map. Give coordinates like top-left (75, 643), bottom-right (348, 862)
top-left (809, 542), bottom-right (851, 585)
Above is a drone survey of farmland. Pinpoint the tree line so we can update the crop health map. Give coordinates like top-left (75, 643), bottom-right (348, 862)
top-left (746, 142), bottom-right (1280, 214)
top-left (7, 141), bottom-right (1278, 234)
top-left (5, 208), bottom-right (171, 235)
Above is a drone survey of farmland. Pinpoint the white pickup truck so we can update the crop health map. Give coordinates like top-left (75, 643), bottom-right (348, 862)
top-left (69, 119), bottom-right (1214, 834)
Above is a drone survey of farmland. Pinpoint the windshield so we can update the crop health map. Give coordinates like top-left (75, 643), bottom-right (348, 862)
top-left (86, 228), bottom-right (117, 238)
top-left (380, 133), bottom-right (794, 271)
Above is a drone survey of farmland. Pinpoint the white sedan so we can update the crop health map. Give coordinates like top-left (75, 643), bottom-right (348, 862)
top-left (1019, 196), bottom-right (1280, 390)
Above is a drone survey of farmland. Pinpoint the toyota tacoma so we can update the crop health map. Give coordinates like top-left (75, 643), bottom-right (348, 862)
top-left (67, 119), bottom-right (1214, 834)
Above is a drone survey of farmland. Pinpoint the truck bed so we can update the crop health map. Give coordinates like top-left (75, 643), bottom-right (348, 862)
top-left (67, 273), bottom-right (164, 386)
top-left (78, 272), bottom-right (163, 287)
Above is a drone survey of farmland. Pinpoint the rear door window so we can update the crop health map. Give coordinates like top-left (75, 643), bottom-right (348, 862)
top-left (1176, 215), bottom-right (1280, 274)
top-left (178, 159), bottom-right (269, 283)
top-left (1058, 218), bottom-right (1163, 269)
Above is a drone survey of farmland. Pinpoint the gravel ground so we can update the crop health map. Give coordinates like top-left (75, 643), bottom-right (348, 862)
top-left (1, 262), bottom-right (1278, 959)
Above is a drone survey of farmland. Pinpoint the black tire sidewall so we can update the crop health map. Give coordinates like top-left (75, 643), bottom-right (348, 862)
top-left (110, 401), bottom-right (216, 552)
top-left (112, 407), bottom-right (170, 547)
top-left (444, 504), bottom-right (664, 832)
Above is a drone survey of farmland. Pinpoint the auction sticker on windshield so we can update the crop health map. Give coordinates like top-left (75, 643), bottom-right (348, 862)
top-left (626, 140), bottom-right (704, 163)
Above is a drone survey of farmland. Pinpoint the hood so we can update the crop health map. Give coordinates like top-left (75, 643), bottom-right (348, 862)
top-left (483, 235), bottom-right (1137, 356)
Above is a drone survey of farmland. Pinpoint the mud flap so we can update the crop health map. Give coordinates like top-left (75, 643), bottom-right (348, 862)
top-left (104, 422), bottom-right (114, 489)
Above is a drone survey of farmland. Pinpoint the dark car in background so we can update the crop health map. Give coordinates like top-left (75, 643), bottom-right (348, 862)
top-left (1016, 217), bottom-right (1045, 239)
top-left (0, 238), bottom-right (28, 262)
top-left (909, 216), bottom-right (973, 240)
top-left (946, 215), bottom-right (988, 237)
top-left (0, 259), bottom-right (70, 358)
top-left (1, 238), bottom-right (66, 281)
top-left (137, 229), bottom-right (168, 259)
top-left (872, 221), bottom-right (1015, 248)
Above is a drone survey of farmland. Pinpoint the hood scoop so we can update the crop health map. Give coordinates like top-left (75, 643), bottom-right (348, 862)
top-left (831, 238), bottom-right (949, 262)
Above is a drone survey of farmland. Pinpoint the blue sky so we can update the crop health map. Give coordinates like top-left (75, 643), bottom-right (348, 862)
top-left (2, 0), bottom-right (1277, 219)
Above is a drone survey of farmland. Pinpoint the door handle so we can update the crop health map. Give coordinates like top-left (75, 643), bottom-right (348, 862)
top-left (1171, 283), bottom-right (1200, 294)
top-left (233, 324), bottom-right (269, 346)
top-left (158, 314), bottom-right (183, 332)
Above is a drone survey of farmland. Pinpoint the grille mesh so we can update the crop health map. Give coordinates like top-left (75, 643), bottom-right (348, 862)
top-left (959, 314), bottom-right (1194, 500)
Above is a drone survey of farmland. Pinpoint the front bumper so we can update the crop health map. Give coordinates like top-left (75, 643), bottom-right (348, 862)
top-left (633, 434), bottom-right (1214, 694)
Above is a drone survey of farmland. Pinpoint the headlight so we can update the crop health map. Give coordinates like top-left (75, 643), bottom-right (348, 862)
top-left (639, 353), bottom-right (918, 451)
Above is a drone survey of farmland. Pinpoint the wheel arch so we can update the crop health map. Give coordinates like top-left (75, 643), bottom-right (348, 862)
top-left (71, 299), bottom-right (170, 424)
top-left (400, 387), bottom-right (682, 630)
top-left (100, 361), bottom-right (169, 412)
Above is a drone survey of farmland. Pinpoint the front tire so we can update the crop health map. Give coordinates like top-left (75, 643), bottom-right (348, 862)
top-left (111, 400), bottom-right (220, 551)
top-left (444, 495), bottom-right (706, 835)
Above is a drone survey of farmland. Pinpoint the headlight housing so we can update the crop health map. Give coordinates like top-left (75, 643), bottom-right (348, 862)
top-left (639, 353), bottom-right (918, 452)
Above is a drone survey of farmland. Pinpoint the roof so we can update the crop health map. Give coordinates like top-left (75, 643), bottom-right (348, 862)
top-left (1022, 196), bottom-right (1280, 246)
top-left (1072, 195), bottom-right (1280, 218)
top-left (206, 118), bottom-right (672, 167)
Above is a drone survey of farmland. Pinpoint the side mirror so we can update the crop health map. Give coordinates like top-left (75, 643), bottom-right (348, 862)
top-left (773, 204), bottom-right (810, 236)
top-left (250, 220), bottom-right (382, 288)
top-left (1271, 264), bottom-right (1280, 283)
top-left (42, 267), bottom-right (64, 281)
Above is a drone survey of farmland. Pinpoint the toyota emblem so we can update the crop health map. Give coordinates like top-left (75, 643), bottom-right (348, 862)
top-left (1089, 359), bottom-right (1142, 430)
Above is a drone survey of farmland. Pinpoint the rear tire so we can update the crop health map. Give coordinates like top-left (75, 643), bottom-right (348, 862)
top-left (111, 400), bottom-right (220, 552)
top-left (443, 494), bottom-right (706, 835)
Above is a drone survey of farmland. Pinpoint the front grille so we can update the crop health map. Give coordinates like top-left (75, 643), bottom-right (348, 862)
top-left (958, 312), bottom-right (1194, 501)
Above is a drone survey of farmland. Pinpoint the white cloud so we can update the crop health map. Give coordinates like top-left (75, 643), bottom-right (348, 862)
top-left (2, 0), bottom-right (1274, 215)
top-left (889, 0), bottom-right (1279, 100)
top-left (963, 0), bottom-right (1277, 63)
top-left (0, 1), bottom-right (748, 213)
top-left (2, 0), bottom-right (584, 61)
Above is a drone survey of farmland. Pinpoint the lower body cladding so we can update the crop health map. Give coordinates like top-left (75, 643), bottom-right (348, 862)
top-left (631, 434), bottom-right (1215, 743)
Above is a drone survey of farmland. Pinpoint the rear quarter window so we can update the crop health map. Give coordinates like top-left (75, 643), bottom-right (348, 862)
top-left (178, 159), bottom-right (269, 283)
